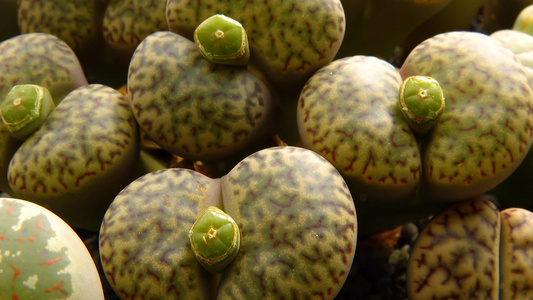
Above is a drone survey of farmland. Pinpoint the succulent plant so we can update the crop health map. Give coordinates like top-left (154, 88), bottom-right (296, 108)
top-left (499, 206), bottom-right (533, 299)
top-left (407, 196), bottom-right (533, 299)
top-left (0, 32), bottom-right (88, 199)
top-left (0, 84), bottom-right (55, 141)
top-left (99, 146), bottom-right (357, 299)
top-left (7, 84), bottom-right (140, 231)
top-left (17, 0), bottom-right (105, 57)
top-left (166, 0), bottom-right (345, 91)
top-left (400, 31), bottom-right (533, 201)
top-left (297, 55), bottom-right (422, 223)
top-left (398, 76), bottom-right (445, 136)
top-left (0, 32), bottom-right (88, 105)
top-left (297, 31), bottom-right (533, 234)
top-left (490, 29), bottom-right (533, 82)
top-left (407, 197), bottom-right (500, 299)
top-left (194, 14), bottom-right (250, 67)
top-left (102, 0), bottom-right (168, 63)
top-left (0, 197), bottom-right (104, 299)
top-left (513, 4), bottom-right (533, 36)
top-left (189, 206), bottom-right (241, 273)
top-left (128, 31), bottom-right (275, 164)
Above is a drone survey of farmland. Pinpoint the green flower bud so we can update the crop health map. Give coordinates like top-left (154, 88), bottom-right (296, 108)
top-left (194, 14), bottom-right (250, 66)
top-left (189, 206), bottom-right (241, 273)
top-left (398, 76), bottom-right (445, 136)
top-left (0, 84), bottom-right (55, 140)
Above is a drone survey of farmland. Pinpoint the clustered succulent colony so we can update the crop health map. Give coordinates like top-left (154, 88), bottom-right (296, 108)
top-left (0, 0), bottom-right (532, 299)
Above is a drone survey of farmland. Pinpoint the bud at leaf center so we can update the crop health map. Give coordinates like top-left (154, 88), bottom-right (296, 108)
top-left (189, 206), bottom-right (241, 273)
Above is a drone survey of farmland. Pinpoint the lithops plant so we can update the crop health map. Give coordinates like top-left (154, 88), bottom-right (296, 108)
top-left (0, 32), bottom-right (88, 105)
top-left (0, 197), bottom-right (104, 299)
top-left (407, 197), bottom-right (501, 299)
top-left (102, 0), bottom-right (168, 63)
top-left (297, 55), bottom-right (422, 233)
top-left (298, 31), bottom-right (533, 234)
top-left (7, 84), bottom-right (139, 231)
top-left (0, 32), bottom-right (88, 197)
top-left (0, 84), bottom-right (55, 141)
top-left (17, 0), bottom-right (106, 58)
top-left (400, 31), bottom-right (533, 201)
top-left (166, 0), bottom-right (345, 91)
top-left (398, 75), bottom-right (445, 136)
top-left (189, 206), bottom-right (241, 274)
top-left (490, 29), bottom-right (533, 82)
top-left (407, 196), bottom-right (533, 299)
top-left (513, 4), bottom-right (533, 36)
top-left (499, 206), bottom-right (533, 299)
top-left (194, 14), bottom-right (250, 67)
top-left (128, 31), bottom-right (275, 164)
top-left (99, 146), bottom-right (357, 299)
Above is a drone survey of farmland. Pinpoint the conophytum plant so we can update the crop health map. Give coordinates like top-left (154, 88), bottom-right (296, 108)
top-left (194, 14), bottom-right (250, 67)
top-left (297, 31), bottom-right (533, 234)
top-left (99, 146), bottom-right (357, 299)
top-left (398, 76), bottom-right (445, 136)
top-left (0, 84), bottom-right (55, 141)
top-left (408, 196), bottom-right (533, 299)
top-left (189, 206), bottom-right (241, 273)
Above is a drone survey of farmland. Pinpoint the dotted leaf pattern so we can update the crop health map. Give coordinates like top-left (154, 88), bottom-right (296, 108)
top-left (400, 31), bottom-right (533, 200)
top-left (128, 31), bottom-right (274, 161)
top-left (166, 0), bottom-right (345, 89)
top-left (18, 0), bottom-right (102, 53)
top-left (297, 56), bottom-right (421, 203)
top-left (407, 198), bottom-right (501, 299)
top-left (7, 84), bottom-right (139, 231)
top-left (99, 146), bottom-right (357, 299)
top-left (408, 197), bottom-right (533, 299)
top-left (0, 32), bottom-right (88, 104)
top-left (103, 0), bottom-right (168, 57)
top-left (219, 146), bottom-right (357, 299)
top-left (500, 207), bottom-right (533, 299)
top-left (99, 168), bottom-right (222, 299)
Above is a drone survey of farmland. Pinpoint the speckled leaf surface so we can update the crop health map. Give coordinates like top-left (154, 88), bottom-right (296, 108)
top-left (103, 0), bottom-right (168, 58)
top-left (166, 0), bottom-right (345, 90)
top-left (297, 56), bottom-right (421, 202)
top-left (18, 0), bottom-right (103, 53)
top-left (500, 207), bottom-right (533, 299)
top-left (7, 84), bottom-right (139, 231)
top-left (99, 168), bottom-right (221, 299)
top-left (218, 146), bottom-right (357, 299)
top-left (400, 31), bottom-right (533, 201)
top-left (491, 29), bottom-right (533, 83)
top-left (128, 31), bottom-right (274, 161)
top-left (0, 197), bottom-right (103, 299)
top-left (407, 198), bottom-right (501, 300)
top-left (490, 29), bottom-right (533, 54)
top-left (99, 146), bottom-right (356, 299)
top-left (0, 33), bottom-right (88, 104)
